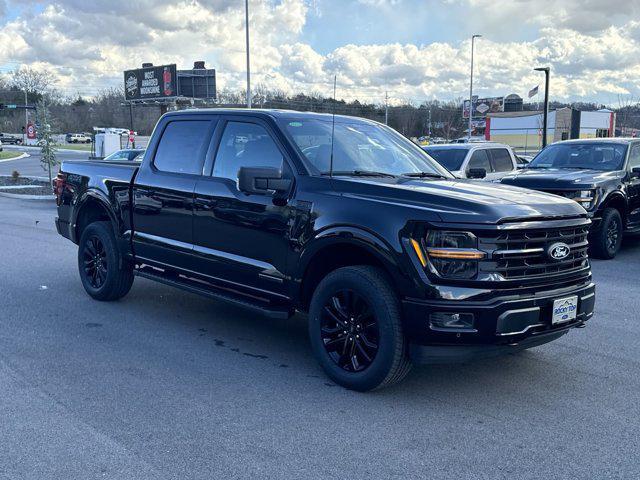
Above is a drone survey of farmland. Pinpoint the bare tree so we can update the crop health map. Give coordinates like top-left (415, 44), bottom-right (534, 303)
top-left (616, 95), bottom-right (640, 135)
top-left (10, 66), bottom-right (56, 101)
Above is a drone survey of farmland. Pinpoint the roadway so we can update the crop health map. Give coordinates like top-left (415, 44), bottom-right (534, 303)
top-left (0, 196), bottom-right (638, 479)
top-left (0, 145), bottom-right (89, 178)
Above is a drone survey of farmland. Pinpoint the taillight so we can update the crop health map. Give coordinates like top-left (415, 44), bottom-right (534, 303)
top-left (53, 172), bottom-right (67, 199)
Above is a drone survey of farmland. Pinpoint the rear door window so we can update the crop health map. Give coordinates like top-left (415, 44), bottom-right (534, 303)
top-left (489, 148), bottom-right (514, 172)
top-left (467, 149), bottom-right (492, 172)
top-left (153, 120), bottom-right (214, 175)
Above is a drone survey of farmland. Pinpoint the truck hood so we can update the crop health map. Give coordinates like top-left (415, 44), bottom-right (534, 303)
top-left (335, 176), bottom-right (585, 224)
top-left (500, 168), bottom-right (621, 190)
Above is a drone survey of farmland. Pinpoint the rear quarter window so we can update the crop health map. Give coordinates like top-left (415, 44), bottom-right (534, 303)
top-left (153, 120), bottom-right (214, 175)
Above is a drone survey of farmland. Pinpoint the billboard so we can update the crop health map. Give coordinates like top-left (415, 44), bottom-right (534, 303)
top-left (124, 64), bottom-right (177, 101)
top-left (463, 97), bottom-right (504, 119)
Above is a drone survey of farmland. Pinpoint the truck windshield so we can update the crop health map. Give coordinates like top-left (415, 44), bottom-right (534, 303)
top-left (423, 148), bottom-right (468, 171)
top-left (528, 142), bottom-right (627, 171)
top-left (279, 118), bottom-right (452, 178)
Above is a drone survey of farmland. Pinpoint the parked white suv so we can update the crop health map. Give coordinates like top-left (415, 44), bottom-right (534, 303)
top-left (66, 133), bottom-right (92, 144)
top-left (422, 143), bottom-right (519, 181)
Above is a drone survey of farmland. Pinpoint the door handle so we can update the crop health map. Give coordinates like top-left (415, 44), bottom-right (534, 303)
top-left (195, 197), bottom-right (218, 210)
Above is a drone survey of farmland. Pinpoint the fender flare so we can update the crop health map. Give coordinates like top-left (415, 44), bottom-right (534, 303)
top-left (71, 189), bottom-right (120, 243)
top-left (296, 225), bottom-right (407, 287)
top-left (598, 191), bottom-right (628, 219)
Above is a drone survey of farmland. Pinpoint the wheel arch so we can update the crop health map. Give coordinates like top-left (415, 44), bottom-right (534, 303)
top-left (296, 227), bottom-right (411, 311)
top-left (72, 190), bottom-right (118, 243)
top-left (599, 192), bottom-right (628, 226)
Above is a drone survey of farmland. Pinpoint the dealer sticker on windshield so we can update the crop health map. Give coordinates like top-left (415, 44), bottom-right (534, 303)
top-left (552, 296), bottom-right (578, 325)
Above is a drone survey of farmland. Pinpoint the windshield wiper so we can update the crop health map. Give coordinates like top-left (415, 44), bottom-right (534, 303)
top-left (322, 170), bottom-right (397, 178)
top-left (401, 172), bottom-right (448, 179)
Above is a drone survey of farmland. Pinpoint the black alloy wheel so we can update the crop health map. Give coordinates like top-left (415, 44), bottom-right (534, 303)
top-left (606, 217), bottom-right (620, 252)
top-left (77, 221), bottom-right (134, 301)
top-left (308, 265), bottom-right (411, 391)
top-left (82, 235), bottom-right (108, 288)
top-left (591, 208), bottom-right (623, 259)
top-left (320, 289), bottom-right (379, 372)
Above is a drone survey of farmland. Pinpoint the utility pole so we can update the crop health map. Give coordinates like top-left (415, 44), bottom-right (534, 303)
top-left (428, 107), bottom-right (432, 137)
top-left (129, 102), bottom-right (135, 148)
top-left (534, 66), bottom-right (550, 148)
top-left (245, 0), bottom-right (251, 108)
top-left (24, 90), bottom-right (28, 144)
top-left (385, 91), bottom-right (389, 125)
top-left (468, 34), bottom-right (481, 141)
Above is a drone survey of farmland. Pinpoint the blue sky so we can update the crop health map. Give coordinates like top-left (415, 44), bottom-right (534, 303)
top-left (0, 0), bottom-right (639, 105)
top-left (302, 0), bottom-right (541, 52)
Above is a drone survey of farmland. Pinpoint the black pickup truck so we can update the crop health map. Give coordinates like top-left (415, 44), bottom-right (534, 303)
top-left (501, 138), bottom-right (640, 259)
top-left (54, 109), bottom-right (595, 391)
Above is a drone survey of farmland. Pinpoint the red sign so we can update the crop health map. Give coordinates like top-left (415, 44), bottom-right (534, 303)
top-left (26, 122), bottom-right (36, 139)
top-left (128, 130), bottom-right (135, 144)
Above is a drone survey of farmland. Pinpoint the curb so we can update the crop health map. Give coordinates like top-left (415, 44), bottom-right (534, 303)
top-left (11, 145), bottom-right (91, 154)
top-left (0, 174), bottom-right (55, 201)
top-left (0, 174), bottom-right (51, 181)
top-left (0, 152), bottom-right (30, 163)
top-left (0, 191), bottom-right (55, 201)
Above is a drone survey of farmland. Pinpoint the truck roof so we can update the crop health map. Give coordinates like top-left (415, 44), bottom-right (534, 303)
top-left (423, 142), bottom-right (511, 150)
top-left (163, 108), bottom-right (380, 125)
top-left (556, 137), bottom-right (639, 145)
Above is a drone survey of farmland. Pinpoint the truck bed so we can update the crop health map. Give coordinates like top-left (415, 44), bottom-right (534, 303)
top-left (61, 159), bottom-right (140, 182)
top-left (55, 160), bottom-right (140, 244)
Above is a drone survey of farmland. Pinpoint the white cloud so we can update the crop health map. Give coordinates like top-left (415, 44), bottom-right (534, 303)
top-left (1, 0), bottom-right (639, 105)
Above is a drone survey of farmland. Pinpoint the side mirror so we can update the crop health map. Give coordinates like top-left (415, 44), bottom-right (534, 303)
top-left (631, 166), bottom-right (640, 178)
top-left (467, 168), bottom-right (487, 179)
top-left (238, 167), bottom-right (291, 195)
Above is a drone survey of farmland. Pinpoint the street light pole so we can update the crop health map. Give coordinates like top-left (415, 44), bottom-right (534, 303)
top-left (468, 34), bottom-right (481, 141)
top-left (534, 67), bottom-right (550, 148)
top-left (245, 0), bottom-right (251, 108)
top-left (384, 91), bottom-right (389, 125)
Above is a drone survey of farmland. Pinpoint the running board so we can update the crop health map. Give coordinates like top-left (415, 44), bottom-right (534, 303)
top-left (134, 266), bottom-right (292, 319)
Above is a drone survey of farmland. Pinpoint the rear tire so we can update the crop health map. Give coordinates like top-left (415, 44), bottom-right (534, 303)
top-left (590, 208), bottom-right (623, 259)
top-left (78, 221), bottom-right (134, 301)
top-left (308, 266), bottom-right (411, 391)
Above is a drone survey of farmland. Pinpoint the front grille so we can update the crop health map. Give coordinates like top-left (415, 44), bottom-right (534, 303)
top-left (478, 224), bottom-right (590, 282)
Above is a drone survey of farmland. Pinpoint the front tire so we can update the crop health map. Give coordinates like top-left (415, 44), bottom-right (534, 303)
top-left (78, 221), bottom-right (134, 301)
top-left (308, 266), bottom-right (411, 391)
top-left (591, 208), bottom-right (623, 259)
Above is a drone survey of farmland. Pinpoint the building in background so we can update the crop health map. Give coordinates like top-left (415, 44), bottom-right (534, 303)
top-left (485, 108), bottom-right (616, 153)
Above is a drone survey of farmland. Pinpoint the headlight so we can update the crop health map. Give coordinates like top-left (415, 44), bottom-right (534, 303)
top-left (411, 231), bottom-right (485, 280)
top-left (563, 190), bottom-right (597, 210)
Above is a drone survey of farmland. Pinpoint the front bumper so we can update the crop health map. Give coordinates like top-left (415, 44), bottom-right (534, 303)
top-left (402, 281), bottom-right (595, 364)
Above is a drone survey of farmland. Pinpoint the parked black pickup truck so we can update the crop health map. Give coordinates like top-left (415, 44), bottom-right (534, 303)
top-left (54, 109), bottom-right (595, 390)
top-left (501, 138), bottom-right (640, 259)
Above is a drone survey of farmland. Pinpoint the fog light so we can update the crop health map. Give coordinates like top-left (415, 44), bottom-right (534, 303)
top-left (429, 312), bottom-right (475, 331)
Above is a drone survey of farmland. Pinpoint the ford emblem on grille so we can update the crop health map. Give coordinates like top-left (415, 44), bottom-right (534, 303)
top-left (548, 242), bottom-right (571, 260)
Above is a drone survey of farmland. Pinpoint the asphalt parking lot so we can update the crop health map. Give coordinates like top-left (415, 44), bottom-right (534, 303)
top-left (1, 196), bottom-right (639, 480)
